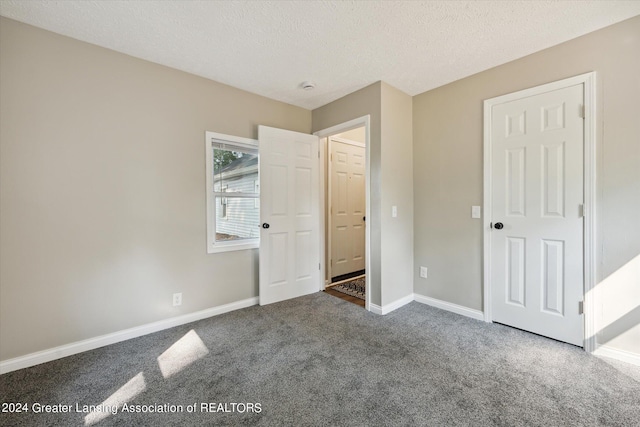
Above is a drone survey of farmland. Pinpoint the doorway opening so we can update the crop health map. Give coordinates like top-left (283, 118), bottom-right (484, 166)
top-left (315, 117), bottom-right (371, 310)
top-left (325, 129), bottom-right (366, 307)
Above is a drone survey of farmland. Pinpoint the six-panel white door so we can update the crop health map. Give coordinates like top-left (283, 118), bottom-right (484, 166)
top-left (258, 126), bottom-right (320, 305)
top-left (329, 138), bottom-right (366, 279)
top-left (490, 84), bottom-right (584, 346)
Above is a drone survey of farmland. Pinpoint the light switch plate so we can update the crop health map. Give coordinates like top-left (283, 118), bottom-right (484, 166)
top-left (392, 206), bottom-right (398, 217)
top-left (472, 205), bottom-right (481, 219)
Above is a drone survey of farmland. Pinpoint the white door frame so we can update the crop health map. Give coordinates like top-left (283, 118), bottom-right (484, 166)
top-left (483, 72), bottom-right (596, 351)
top-left (315, 116), bottom-right (371, 312)
top-left (327, 136), bottom-right (366, 282)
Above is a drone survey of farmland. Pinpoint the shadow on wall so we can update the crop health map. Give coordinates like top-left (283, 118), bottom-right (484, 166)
top-left (596, 306), bottom-right (640, 346)
top-left (587, 254), bottom-right (640, 353)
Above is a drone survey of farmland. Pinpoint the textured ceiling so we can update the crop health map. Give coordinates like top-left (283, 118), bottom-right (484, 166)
top-left (1, 1), bottom-right (639, 110)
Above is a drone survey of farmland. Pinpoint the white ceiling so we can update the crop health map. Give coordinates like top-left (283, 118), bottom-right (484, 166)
top-left (1, 1), bottom-right (639, 110)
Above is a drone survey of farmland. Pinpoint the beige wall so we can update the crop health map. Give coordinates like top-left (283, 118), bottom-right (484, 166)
top-left (413, 16), bottom-right (640, 354)
top-left (380, 83), bottom-right (414, 306)
top-left (312, 83), bottom-right (383, 306)
top-left (0, 18), bottom-right (311, 360)
top-left (313, 82), bottom-right (415, 308)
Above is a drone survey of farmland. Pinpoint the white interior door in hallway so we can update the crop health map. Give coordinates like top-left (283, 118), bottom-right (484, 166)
top-left (329, 138), bottom-right (365, 280)
top-left (488, 83), bottom-right (584, 346)
top-left (258, 126), bottom-right (320, 305)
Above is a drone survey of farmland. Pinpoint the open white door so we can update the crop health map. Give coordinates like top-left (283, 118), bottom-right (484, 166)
top-left (259, 126), bottom-right (320, 305)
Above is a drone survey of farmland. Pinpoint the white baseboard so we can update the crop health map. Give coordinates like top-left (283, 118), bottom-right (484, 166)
top-left (369, 303), bottom-right (383, 315)
top-left (369, 293), bottom-right (414, 315)
top-left (593, 344), bottom-right (640, 367)
top-left (413, 293), bottom-right (484, 321)
top-left (0, 297), bottom-right (258, 375)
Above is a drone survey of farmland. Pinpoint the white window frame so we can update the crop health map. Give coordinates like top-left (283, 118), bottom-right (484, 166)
top-left (220, 185), bottom-right (228, 219)
top-left (205, 131), bottom-right (259, 253)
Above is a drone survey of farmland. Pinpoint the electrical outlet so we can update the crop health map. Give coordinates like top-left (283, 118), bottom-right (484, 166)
top-left (173, 293), bottom-right (182, 307)
top-left (420, 266), bottom-right (428, 279)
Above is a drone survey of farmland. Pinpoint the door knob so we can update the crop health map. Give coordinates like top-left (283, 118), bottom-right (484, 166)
top-left (262, 223), bottom-right (270, 229)
top-left (494, 222), bottom-right (504, 230)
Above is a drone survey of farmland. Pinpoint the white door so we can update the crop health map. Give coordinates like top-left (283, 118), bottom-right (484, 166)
top-left (329, 138), bottom-right (365, 279)
top-left (259, 126), bottom-right (320, 305)
top-left (490, 84), bottom-right (584, 346)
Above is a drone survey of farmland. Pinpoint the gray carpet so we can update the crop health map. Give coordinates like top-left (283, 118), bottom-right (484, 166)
top-left (1, 292), bottom-right (639, 426)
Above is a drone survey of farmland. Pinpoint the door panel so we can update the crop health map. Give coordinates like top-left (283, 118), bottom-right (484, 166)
top-left (330, 139), bottom-right (365, 279)
top-left (507, 237), bottom-right (526, 307)
top-left (259, 126), bottom-right (319, 305)
top-left (490, 84), bottom-right (584, 346)
top-left (542, 239), bottom-right (564, 315)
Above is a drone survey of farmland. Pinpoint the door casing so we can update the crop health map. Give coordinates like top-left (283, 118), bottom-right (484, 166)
top-left (315, 116), bottom-right (371, 311)
top-left (482, 72), bottom-right (596, 351)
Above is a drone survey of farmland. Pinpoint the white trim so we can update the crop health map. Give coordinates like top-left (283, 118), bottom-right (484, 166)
top-left (327, 137), bottom-right (333, 282)
top-left (582, 73), bottom-right (597, 354)
top-left (207, 240), bottom-right (259, 253)
top-left (414, 294), bottom-right (485, 321)
top-left (319, 136), bottom-right (327, 289)
top-left (315, 115), bottom-right (371, 312)
top-left (482, 72), bottom-right (597, 350)
top-left (205, 131), bottom-right (259, 254)
top-left (383, 294), bottom-right (414, 314)
top-left (482, 104), bottom-right (492, 323)
top-left (369, 303), bottom-right (383, 315)
top-left (593, 345), bottom-right (640, 367)
top-left (315, 116), bottom-right (369, 138)
top-left (0, 297), bottom-right (258, 374)
top-left (370, 293), bottom-right (414, 315)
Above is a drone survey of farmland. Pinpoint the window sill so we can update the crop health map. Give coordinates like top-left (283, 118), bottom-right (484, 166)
top-left (207, 240), bottom-right (259, 254)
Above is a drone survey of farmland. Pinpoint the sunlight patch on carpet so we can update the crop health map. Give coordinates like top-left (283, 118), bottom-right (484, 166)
top-left (157, 330), bottom-right (209, 379)
top-left (84, 372), bottom-right (146, 426)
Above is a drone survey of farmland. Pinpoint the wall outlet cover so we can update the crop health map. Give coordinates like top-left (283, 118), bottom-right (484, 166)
top-left (173, 293), bottom-right (182, 306)
top-left (420, 266), bottom-right (428, 278)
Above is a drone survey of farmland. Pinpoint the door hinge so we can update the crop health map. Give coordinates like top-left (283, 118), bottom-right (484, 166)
top-left (579, 204), bottom-right (585, 218)
top-left (318, 151), bottom-right (320, 159)
top-left (319, 263), bottom-right (321, 270)
top-left (330, 153), bottom-right (333, 162)
top-left (580, 105), bottom-right (585, 119)
top-left (578, 301), bottom-right (584, 315)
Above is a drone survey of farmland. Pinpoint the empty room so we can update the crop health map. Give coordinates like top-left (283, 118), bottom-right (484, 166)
top-left (1, 1), bottom-right (639, 425)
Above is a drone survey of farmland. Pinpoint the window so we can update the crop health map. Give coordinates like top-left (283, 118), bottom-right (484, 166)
top-left (205, 131), bottom-right (259, 253)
